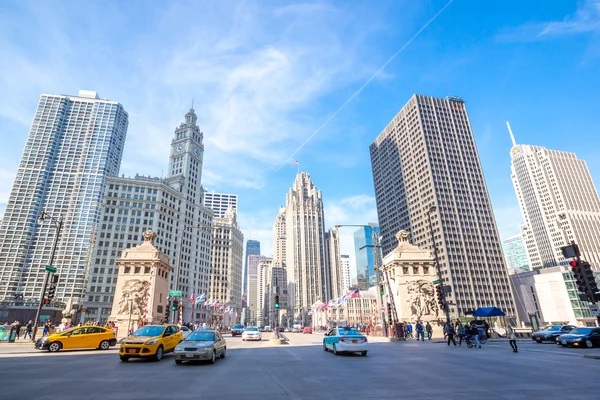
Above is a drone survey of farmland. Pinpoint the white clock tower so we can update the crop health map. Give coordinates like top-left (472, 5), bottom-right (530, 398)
top-left (168, 107), bottom-right (205, 205)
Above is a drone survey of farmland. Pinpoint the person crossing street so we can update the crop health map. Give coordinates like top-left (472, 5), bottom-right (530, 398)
top-left (415, 321), bottom-right (424, 341)
top-left (425, 322), bottom-right (433, 340)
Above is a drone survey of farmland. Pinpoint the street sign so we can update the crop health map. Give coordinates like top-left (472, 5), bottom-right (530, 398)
top-left (433, 279), bottom-right (440, 285)
top-left (590, 304), bottom-right (599, 317)
top-left (169, 290), bottom-right (182, 297)
top-left (45, 265), bottom-right (57, 273)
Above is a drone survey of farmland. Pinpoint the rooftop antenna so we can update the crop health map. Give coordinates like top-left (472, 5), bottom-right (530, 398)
top-left (506, 121), bottom-right (516, 147)
top-left (191, 97), bottom-right (194, 110)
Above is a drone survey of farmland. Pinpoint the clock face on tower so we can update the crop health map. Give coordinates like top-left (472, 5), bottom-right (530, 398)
top-left (193, 147), bottom-right (200, 157)
top-left (175, 144), bottom-right (184, 154)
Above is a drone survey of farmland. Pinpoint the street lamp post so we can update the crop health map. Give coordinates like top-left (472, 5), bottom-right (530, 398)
top-left (334, 224), bottom-right (388, 337)
top-left (427, 205), bottom-right (451, 322)
top-left (32, 211), bottom-right (64, 342)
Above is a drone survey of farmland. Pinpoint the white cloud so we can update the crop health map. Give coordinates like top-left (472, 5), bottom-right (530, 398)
top-left (497, 0), bottom-right (600, 42)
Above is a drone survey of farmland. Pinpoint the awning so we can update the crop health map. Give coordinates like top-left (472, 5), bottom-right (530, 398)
top-left (472, 307), bottom-right (506, 317)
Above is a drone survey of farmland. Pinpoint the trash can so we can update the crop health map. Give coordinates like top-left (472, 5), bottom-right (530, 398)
top-left (8, 326), bottom-right (18, 343)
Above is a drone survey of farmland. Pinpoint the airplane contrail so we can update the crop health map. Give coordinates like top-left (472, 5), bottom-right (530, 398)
top-left (275, 0), bottom-right (455, 172)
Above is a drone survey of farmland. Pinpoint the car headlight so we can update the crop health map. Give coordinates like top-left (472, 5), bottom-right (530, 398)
top-left (145, 339), bottom-right (158, 345)
top-left (175, 346), bottom-right (184, 351)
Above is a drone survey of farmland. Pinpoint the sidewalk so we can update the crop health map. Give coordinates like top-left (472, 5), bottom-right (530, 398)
top-left (0, 337), bottom-right (36, 347)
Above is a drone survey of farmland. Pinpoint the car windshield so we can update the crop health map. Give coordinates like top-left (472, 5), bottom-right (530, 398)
top-left (542, 326), bottom-right (561, 331)
top-left (339, 328), bottom-right (360, 336)
top-left (246, 327), bottom-right (258, 331)
top-left (233, 325), bottom-right (244, 329)
top-left (569, 328), bottom-right (592, 335)
top-left (180, 326), bottom-right (189, 331)
top-left (132, 326), bottom-right (165, 337)
top-left (186, 331), bottom-right (215, 341)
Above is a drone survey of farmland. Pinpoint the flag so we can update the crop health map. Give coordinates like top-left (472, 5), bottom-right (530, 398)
top-left (195, 293), bottom-right (206, 304)
top-left (293, 160), bottom-right (299, 165)
top-left (219, 305), bottom-right (225, 311)
top-left (348, 288), bottom-right (360, 299)
top-left (189, 291), bottom-right (195, 305)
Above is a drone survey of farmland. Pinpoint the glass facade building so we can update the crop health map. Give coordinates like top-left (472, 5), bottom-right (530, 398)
top-left (0, 90), bottom-right (128, 303)
top-left (353, 225), bottom-right (380, 290)
top-left (503, 235), bottom-right (530, 273)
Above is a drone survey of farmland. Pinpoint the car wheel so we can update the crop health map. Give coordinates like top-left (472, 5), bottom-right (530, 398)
top-left (210, 350), bottom-right (216, 364)
top-left (323, 342), bottom-right (328, 352)
top-left (361, 351), bottom-right (368, 356)
top-left (175, 360), bottom-right (183, 365)
top-left (120, 356), bottom-right (129, 362)
top-left (154, 345), bottom-right (164, 362)
top-left (242, 338), bottom-right (246, 341)
top-left (561, 344), bottom-right (567, 347)
top-left (48, 342), bottom-right (62, 352)
top-left (99, 340), bottom-right (110, 350)
top-left (535, 338), bottom-right (542, 343)
top-left (584, 339), bottom-right (594, 348)
top-left (221, 347), bottom-right (226, 358)
top-left (333, 344), bottom-right (338, 355)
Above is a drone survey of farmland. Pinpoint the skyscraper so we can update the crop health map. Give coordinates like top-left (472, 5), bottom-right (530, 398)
top-left (209, 207), bottom-right (244, 317)
top-left (370, 94), bottom-right (517, 318)
top-left (285, 172), bottom-right (330, 324)
top-left (508, 130), bottom-right (600, 270)
top-left (0, 90), bottom-right (128, 303)
top-left (503, 235), bottom-right (530, 274)
top-left (84, 107), bottom-right (213, 323)
top-left (203, 190), bottom-right (238, 218)
top-left (327, 228), bottom-right (343, 300)
top-left (272, 207), bottom-right (286, 268)
top-left (353, 224), bottom-right (380, 290)
top-left (340, 255), bottom-right (352, 292)
top-left (247, 254), bottom-right (270, 325)
top-left (243, 240), bottom-right (260, 297)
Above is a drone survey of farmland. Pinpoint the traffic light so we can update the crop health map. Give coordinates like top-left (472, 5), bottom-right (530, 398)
top-left (570, 260), bottom-right (587, 293)
top-left (274, 295), bottom-right (280, 308)
top-left (43, 298), bottom-right (51, 305)
top-left (171, 299), bottom-right (178, 311)
top-left (46, 274), bottom-right (59, 300)
top-left (435, 284), bottom-right (446, 310)
top-left (165, 296), bottom-right (171, 320)
top-left (582, 262), bottom-right (600, 301)
top-left (380, 284), bottom-right (385, 296)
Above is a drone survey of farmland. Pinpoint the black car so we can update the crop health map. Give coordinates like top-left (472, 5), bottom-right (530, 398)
top-left (556, 327), bottom-right (600, 348)
top-left (532, 324), bottom-right (576, 343)
top-left (231, 324), bottom-right (244, 337)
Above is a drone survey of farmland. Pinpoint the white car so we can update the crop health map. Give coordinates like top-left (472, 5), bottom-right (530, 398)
top-left (242, 327), bottom-right (262, 341)
top-left (179, 325), bottom-right (192, 340)
top-left (323, 327), bottom-right (368, 356)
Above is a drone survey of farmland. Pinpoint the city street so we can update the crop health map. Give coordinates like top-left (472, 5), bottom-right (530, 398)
top-left (1, 332), bottom-right (599, 399)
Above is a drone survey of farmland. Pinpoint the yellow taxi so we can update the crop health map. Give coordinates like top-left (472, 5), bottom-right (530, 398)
top-left (119, 324), bottom-right (182, 362)
top-left (35, 326), bottom-right (117, 352)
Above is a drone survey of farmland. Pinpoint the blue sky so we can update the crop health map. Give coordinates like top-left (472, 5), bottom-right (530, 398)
top-left (1, 0), bottom-right (600, 259)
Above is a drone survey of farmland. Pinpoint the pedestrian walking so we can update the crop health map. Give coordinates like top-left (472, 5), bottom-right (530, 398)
top-left (407, 323), bottom-right (413, 339)
top-left (509, 327), bottom-right (518, 353)
top-left (425, 322), bottom-right (433, 340)
top-left (416, 321), bottom-right (424, 341)
top-left (23, 320), bottom-right (33, 340)
top-left (446, 324), bottom-right (457, 346)
top-left (470, 323), bottom-right (481, 348)
top-left (457, 323), bottom-right (466, 346)
top-left (454, 318), bottom-right (461, 331)
top-left (13, 321), bottom-right (22, 339)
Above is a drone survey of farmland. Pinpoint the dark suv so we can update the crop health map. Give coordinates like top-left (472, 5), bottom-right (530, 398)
top-left (231, 324), bottom-right (244, 337)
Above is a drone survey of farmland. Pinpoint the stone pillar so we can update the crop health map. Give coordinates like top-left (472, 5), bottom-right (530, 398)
top-left (109, 230), bottom-right (173, 337)
top-left (381, 230), bottom-right (444, 337)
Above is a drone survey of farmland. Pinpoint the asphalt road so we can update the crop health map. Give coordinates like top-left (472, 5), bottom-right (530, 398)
top-left (1, 333), bottom-right (599, 400)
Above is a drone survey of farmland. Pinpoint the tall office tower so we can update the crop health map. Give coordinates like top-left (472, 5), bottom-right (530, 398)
top-left (503, 235), bottom-right (530, 274)
top-left (243, 240), bottom-right (260, 296)
top-left (203, 190), bottom-right (238, 218)
top-left (256, 259), bottom-right (287, 327)
top-left (353, 224), bottom-right (380, 290)
top-left (0, 90), bottom-right (128, 304)
top-left (209, 207), bottom-right (244, 315)
top-left (327, 229), bottom-right (343, 300)
top-left (370, 94), bottom-right (517, 318)
top-left (85, 108), bottom-right (213, 323)
top-left (508, 131), bottom-right (600, 270)
top-left (272, 207), bottom-right (287, 268)
top-left (285, 172), bottom-right (330, 324)
top-left (340, 255), bottom-right (352, 291)
top-left (246, 254), bottom-right (269, 325)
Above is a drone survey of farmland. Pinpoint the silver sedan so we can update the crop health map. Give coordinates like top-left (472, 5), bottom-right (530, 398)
top-left (174, 330), bottom-right (227, 364)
